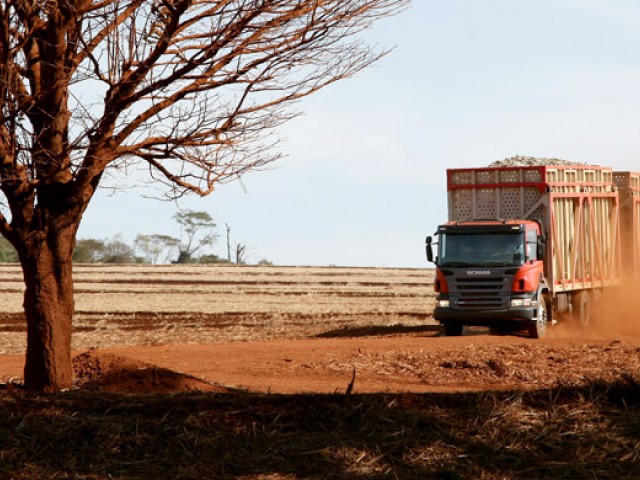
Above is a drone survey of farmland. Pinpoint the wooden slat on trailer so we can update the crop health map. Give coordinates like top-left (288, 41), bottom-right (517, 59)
top-left (613, 171), bottom-right (640, 278)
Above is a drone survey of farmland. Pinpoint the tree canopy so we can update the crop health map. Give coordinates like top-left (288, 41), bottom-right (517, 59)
top-left (174, 209), bottom-right (217, 262)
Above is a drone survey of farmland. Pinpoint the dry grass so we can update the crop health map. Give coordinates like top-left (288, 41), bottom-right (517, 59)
top-left (2, 378), bottom-right (640, 479)
top-left (316, 341), bottom-right (640, 390)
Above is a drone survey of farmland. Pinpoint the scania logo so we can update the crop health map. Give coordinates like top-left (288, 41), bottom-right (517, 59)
top-left (467, 270), bottom-right (491, 276)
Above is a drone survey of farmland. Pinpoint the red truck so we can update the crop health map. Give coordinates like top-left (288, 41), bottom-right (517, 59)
top-left (426, 165), bottom-right (640, 338)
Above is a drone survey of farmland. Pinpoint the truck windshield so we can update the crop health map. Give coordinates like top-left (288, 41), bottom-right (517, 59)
top-left (438, 233), bottom-right (525, 267)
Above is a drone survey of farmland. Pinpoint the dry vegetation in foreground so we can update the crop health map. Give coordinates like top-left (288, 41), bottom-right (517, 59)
top-left (2, 378), bottom-right (640, 479)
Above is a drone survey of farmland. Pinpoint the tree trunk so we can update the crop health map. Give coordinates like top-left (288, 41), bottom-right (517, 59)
top-left (19, 225), bottom-right (77, 392)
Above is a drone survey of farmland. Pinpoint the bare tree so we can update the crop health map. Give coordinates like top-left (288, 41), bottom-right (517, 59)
top-left (0, 0), bottom-right (407, 391)
top-left (235, 242), bottom-right (248, 265)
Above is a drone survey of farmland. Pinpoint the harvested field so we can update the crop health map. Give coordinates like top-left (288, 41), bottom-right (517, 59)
top-left (2, 264), bottom-right (640, 478)
top-left (0, 264), bottom-right (435, 354)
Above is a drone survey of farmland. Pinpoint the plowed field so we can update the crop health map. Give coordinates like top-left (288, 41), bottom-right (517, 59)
top-left (0, 264), bottom-right (434, 356)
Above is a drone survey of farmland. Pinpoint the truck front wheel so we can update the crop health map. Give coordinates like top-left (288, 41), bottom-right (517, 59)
top-left (442, 321), bottom-right (463, 336)
top-left (528, 294), bottom-right (549, 339)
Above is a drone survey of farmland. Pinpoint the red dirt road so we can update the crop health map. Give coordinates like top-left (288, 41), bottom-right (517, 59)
top-left (110, 333), bottom-right (640, 394)
top-left (4, 331), bottom-right (639, 394)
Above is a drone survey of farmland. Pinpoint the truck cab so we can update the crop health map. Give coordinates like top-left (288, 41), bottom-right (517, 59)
top-left (426, 220), bottom-right (549, 338)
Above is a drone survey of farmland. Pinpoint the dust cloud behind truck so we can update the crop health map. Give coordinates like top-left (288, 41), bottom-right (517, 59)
top-left (425, 164), bottom-right (640, 338)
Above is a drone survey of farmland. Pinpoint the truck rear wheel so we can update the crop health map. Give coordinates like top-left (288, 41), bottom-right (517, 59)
top-left (572, 291), bottom-right (591, 328)
top-left (442, 321), bottom-right (463, 336)
top-left (528, 294), bottom-right (549, 339)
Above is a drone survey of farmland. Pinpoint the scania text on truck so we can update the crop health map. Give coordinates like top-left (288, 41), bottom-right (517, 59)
top-left (425, 165), bottom-right (640, 338)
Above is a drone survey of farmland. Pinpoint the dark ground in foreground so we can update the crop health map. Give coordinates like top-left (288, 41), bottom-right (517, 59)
top-left (2, 375), bottom-right (640, 479)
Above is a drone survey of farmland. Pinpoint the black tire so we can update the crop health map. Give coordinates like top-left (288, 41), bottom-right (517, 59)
top-left (528, 294), bottom-right (549, 339)
top-left (572, 291), bottom-right (591, 328)
top-left (443, 321), bottom-right (463, 336)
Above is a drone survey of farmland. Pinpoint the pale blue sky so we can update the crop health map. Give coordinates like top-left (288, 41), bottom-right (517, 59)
top-left (78, 0), bottom-right (640, 267)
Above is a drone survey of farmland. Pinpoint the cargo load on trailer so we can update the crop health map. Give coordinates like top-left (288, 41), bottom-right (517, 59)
top-left (425, 162), bottom-right (640, 338)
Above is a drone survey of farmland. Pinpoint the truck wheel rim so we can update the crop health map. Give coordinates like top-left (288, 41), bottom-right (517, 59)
top-left (538, 301), bottom-right (547, 335)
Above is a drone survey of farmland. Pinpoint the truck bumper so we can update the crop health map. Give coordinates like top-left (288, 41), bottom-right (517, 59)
top-left (434, 306), bottom-right (536, 324)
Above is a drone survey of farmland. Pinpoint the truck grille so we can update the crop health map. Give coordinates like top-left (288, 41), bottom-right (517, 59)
top-left (450, 275), bottom-right (511, 310)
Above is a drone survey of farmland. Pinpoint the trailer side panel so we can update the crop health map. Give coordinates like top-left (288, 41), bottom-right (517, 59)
top-left (447, 166), bottom-right (621, 294)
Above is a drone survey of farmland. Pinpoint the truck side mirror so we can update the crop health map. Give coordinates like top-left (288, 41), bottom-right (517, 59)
top-left (537, 235), bottom-right (546, 260)
top-left (425, 236), bottom-right (434, 263)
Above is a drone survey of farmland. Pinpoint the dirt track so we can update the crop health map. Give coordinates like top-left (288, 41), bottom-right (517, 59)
top-left (107, 332), bottom-right (640, 393)
top-left (3, 331), bottom-right (640, 394)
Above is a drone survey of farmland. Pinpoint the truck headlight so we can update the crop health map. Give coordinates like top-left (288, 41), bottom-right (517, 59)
top-left (511, 298), bottom-right (532, 307)
top-left (436, 299), bottom-right (450, 308)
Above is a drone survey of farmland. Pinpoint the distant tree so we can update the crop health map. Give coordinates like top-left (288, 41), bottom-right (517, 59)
top-left (73, 238), bottom-right (106, 263)
top-left (0, 0), bottom-right (406, 391)
top-left (135, 234), bottom-right (180, 264)
top-left (235, 243), bottom-right (249, 265)
top-left (0, 236), bottom-right (18, 262)
top-left (102, 235), bottom-right (137, 264)
top-left (174, 210), bottom-right (217, 263)
top-left (257, 259), bottom-right (274, 267)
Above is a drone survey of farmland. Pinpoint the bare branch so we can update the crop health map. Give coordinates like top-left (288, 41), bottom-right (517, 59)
top-left (0, 0), bottom-right (407, 208)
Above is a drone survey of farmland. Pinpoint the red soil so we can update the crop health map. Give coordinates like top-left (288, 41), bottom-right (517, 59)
top-left (3, 330), bottom-right (639, 394)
